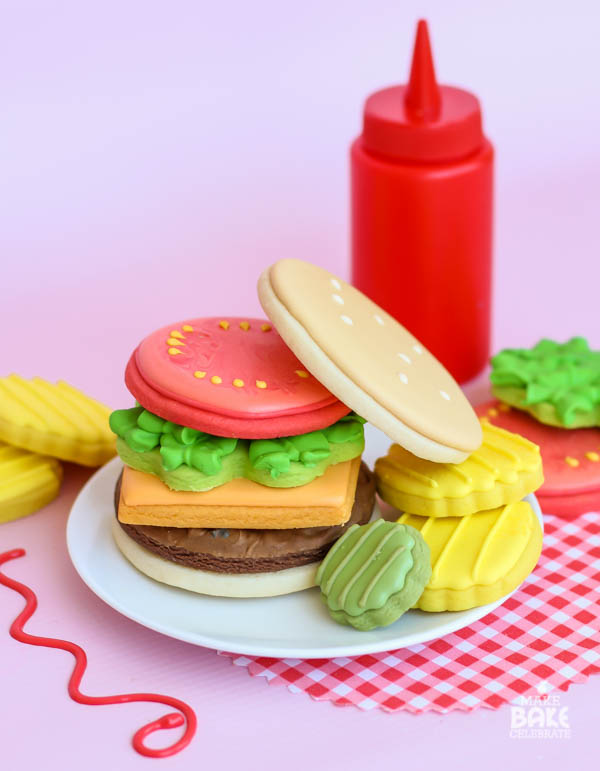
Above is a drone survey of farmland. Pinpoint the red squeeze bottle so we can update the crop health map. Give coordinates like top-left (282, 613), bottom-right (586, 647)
top-left (351, 20), bottom-right (493, 383)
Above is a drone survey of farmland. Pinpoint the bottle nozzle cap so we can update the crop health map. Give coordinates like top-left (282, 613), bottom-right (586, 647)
top-left (405, 20), bottom-right (441, 121)
top-left (362, 20), bottom-right (484, 163)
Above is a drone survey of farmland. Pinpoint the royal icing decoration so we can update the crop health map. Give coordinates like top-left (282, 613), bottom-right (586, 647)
top-left (0, 549), bottom-right (197, 758)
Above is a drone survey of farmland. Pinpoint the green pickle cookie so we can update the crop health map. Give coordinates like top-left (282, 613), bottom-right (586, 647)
top-left (315, 519), bottom-right (431, 631)
top-left (490, 337), bottom-right (600, 428)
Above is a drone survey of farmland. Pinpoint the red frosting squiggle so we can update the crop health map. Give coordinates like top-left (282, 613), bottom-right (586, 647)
top-left (0, 548), bottom-right (197, 759)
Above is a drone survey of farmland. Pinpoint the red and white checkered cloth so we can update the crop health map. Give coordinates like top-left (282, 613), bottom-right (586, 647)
top-left (220, 512), bottom-right (600, 712)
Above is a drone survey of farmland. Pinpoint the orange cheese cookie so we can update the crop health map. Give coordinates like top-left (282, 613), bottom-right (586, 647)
top-left (118, 456), bottom-right (361, 529)
top-left (375, 420), bottom-right (543, 517)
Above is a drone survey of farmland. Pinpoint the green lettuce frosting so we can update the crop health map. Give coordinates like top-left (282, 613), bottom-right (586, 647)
top-left (110, 407), bottom-right (365, 491)
top-left (490, 337), bottom-right (600, 428)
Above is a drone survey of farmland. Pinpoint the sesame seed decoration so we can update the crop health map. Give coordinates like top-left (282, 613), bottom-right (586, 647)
top-left (170, 330), bottom-right (185, 339)
top-left (440, 390), bottom-right (451, 401)
top-left (182, 325), bottom-right (194, 332)
top-left (295, 370), bottom-right (309, 379)
top-left (233, 379), bottom-right (244, 388)
top-left (398, 373), bottom-right (409, 384)
top-left (194, 371), bottom-right (206, 378)
top-left (256, 380), bottom-right (267, 389)
top-left (211, 375), bottom-right (222, 385)
top-left (586, 451), bottom-right (600, 462)
top-left (332, 294), bottom-right (344, 305)
top-left (565, 456), bottom-right (579, 468)
top-left (261, 323), bottom-right (272, 332)
top-left (218, 321), bottom-right (229, 330)
top-left (397, 353), bottom-right (411, 364)
top-left (239, 321), bottom-right (250, 331)
top-left (167, 348), bottom-right (182, 356)
top-left (374, 314), bottom-right (385, 326)
top-left (330, 278), bottom-right (341, 290)
top-left (498, 403), bottom-right (511, 412)
top-left (340, 315), bottom-right (353, 325)
top-left (167, 337), bottom-right (184, 347)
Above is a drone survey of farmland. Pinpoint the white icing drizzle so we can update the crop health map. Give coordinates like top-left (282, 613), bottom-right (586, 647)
top-left (322, 520), bottom-right (385, 595)
top-left (338, 528), bottom-right (399, 607)
top-left (359, 545), bottom-right (407, 609)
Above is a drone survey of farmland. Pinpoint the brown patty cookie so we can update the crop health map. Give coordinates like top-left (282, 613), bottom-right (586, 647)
top-left (114, 462), bottom-right (376, 574)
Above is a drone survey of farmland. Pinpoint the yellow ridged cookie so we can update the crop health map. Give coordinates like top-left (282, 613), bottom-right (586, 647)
top-left (398, 501), bottom-right (543, 611)
top-left (375, 420), bottom-right (543, 517)
top-left (0, 441), bottom-right (63, 523)
top-left (0, 375), bottom-right (116, 467)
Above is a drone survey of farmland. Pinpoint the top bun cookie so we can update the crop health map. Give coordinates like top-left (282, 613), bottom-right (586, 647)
top-left (258, 259), bottom-right (482, 462)
top-left (125, 316), bottom-right (350, 439)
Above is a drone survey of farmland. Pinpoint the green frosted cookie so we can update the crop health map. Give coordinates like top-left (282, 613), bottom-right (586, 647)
top-left (315, 520), bottom-right (431, 631)
top-left (110, 407), bottom-right (365, 491)
top-left (490, 337), bottom-right (600, 428)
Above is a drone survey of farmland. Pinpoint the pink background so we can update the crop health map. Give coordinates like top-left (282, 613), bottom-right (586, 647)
top-left (2, 0), bottom-right (599, 767)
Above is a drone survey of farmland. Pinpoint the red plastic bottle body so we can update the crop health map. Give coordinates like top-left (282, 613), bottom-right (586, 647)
top-left (351, 138), bottom-right (493, 383)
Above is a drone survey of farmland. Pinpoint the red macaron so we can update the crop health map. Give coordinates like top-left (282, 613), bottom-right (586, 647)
top-left (125, 317), bottom-right (350, 439)
top-left (476, 400), bottom-right (600, 518)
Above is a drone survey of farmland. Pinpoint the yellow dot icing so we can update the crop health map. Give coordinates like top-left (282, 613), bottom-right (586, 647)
top-left (586, 451), bottom-right (600, 462)
top-left (170, 330), bottom-right (185, 339)
top-left (261, 324), bottom-right (272, 332)
top-left (239, 321), bottom-right (250, 331)
top-left (565, 456), bottom-right (579, 468)
top-left (219, 321), bottom-right (230, 330)
top-left (194, 371), bottom-right (206, 379)
top-left (182, 325), bottom-right (194, 332)
top-left (296, 370), bottom-right (309, 379)
top-left (375, 420), bottom-right (543, 517)
top-left (256, 380), bottom-right (267, 389)
top-left (166, 338), bottom-right (184, 347)
top-left (211, 376), bottom-right (222, 385)
top-left (233, 379), bottom-right (244, 388)
top-left (167, 348), bottom-right (182, 356)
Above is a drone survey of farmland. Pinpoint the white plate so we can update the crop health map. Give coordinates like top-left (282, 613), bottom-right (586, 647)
top-left (67, 426), bottom-right (544, 659)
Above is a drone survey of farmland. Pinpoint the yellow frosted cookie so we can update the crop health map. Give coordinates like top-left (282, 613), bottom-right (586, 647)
top-left (0, 441), bottom-right (63, 523)
top-left (375, 420), bottom-right (543, 517)
top-left (398, 501), bottom-right (543, 611)
top-left (0, 376), bottom-right (116, 467)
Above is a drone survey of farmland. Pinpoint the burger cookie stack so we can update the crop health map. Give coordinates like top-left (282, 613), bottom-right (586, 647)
top-left (110, 259), bottom-right (486, 605)
top-left (110, 315), bottom-right (376, 597)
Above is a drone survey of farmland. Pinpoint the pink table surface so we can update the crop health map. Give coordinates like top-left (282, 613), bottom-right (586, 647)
top-left (3, 1), bottom-right (600, 767)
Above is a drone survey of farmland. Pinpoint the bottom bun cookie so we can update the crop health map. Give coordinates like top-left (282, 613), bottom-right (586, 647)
top-left (112, 517), bottom-right (319, 597)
